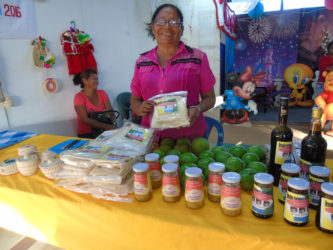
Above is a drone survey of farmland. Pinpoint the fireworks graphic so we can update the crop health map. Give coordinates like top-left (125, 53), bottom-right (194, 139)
top-left (248, 17), bottom-right (272, 44)
top-left (321, 29), bottom-right (333, 54)
top-left (271, 14), bottom-right (299, 39)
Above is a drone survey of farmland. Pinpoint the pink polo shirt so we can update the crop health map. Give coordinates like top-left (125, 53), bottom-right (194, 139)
top-left (131, 42), bottom-right (215, 140)
top-left (74, 90), bottom-right (109, 135)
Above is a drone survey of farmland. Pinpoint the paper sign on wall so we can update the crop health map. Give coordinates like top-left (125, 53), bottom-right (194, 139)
top-left (0, 0), bottom-right (37, 39)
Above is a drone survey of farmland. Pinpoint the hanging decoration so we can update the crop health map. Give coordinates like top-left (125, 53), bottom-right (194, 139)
top-left (31, 36), bottom-right (58, 94)
top-left (60, 21), bottom-right (97, 75)
top-left (248, 1), bottom-right (264, 19)
top-left (325, 0), bottom-right (333, 10)
top-left (213, 0), bottom-right (237, 40)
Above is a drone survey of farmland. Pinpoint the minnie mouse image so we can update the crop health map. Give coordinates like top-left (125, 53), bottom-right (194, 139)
top-left (221, 66), bottom-right (267, 124)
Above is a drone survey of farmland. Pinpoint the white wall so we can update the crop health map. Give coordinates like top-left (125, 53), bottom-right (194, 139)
top-left (0, 0), bottom-right (220, 136)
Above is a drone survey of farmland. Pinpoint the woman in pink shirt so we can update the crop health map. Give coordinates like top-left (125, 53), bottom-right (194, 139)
top-left (130, 4), bottom-right (216, 141)
top-left (74, 68), bottom-right (116, 138)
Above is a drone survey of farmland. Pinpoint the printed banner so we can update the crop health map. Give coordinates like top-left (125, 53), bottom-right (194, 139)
top-left (0, 0), bottom-right (37, 39)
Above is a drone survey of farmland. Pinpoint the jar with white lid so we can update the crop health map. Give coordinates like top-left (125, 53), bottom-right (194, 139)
top-left (164, 155), bottom-right (180, 176)
top-left (309, 166), bottom-right (331, 209)
top-left (316, 182), bottom-right (333, 234)
top-left (185, 167), bottom-right (204, 209)
top-left (207, 162), bottom-right (225, 203)
top-left (145, 153), bottom-right (162, 189)
top-left (133, 163), bottom-right (152, 202)
top-left (278, 163), bottom-right (300, 203)
top-left (162, 163), bottom-right (180, 202)
top-left (221, 172), bottom-right (241, 216)
top-left (284, 177), bottom-right (309, 226)
top-left (252, 173), bottom-right (274, 219)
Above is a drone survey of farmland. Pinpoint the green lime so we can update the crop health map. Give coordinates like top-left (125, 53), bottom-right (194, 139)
top-left (176, 137), bottom-right (191, 147)
top-left (239, 168), bottom-right (256, 191)
top-left (160, 156), bottom-right (165, 166)
top-left (174, 143), bottom-right (190, 154)
top-left (242, 152), bottom-right (260, 166)
top-left (180, 152), bottom-right (198, 165)
top-left (197, 157), bottom-right (215, 171)
top-left (153, 149), bottom-right (165, 158)
top-left (247, 161), bottom-right (267, 173)
top-left (180, 174), bottom-right (186, 190)
top-left (167, 149), bottom-right (182, 157)
top-left (211, 146), bottom-right (227, 155)
top-left (159, 145), bottom-right (171, 154)
top-left (191, 137), bottom-right (210, 156)
top-left (180, 162), bottom-right (197, 177)
top-left (203, 167), bottom-right (210, 183)
top-left (160, 138), bottom-right (176, 148)
top-left (225, 157), bottom-right (245, 173)
top-left (229, 145), bottom-right (247, 158)
top-left (215, 151), bottom-right (233, 164)
top-left (248, 146), bottom-right (266, 160)
top-left (199, 150), bottom-right (215, 160)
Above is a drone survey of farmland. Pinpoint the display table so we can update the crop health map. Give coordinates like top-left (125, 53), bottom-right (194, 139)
top-left (0, 134), bottom-right (332, 249)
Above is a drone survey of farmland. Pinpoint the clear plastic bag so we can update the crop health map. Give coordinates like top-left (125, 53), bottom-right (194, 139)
top-left (149, 91), bottom-right (190, 129)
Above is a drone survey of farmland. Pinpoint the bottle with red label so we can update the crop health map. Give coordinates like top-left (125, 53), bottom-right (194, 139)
top-left (300, 107), bottom-right (327, 180)
top-left (278, 163), bottom-right (300, 203)
top-left (185, 167), bottom-right (204, 209)
top-left (309, 166), bottom-right (331, 209)
top-left (162, 163), bottom-right (180, 202)
top-left (133, 163), bottom-right (152, 202)
top-left (252, 173), bottom-right (274, 219)
top-left (269, 97), bottom-right (293, 186)
top-left (145, 153), bottom-right (162, 189)
top-left (207, 162), bottom-right (225, 202)
top-left (221, 172), bottom-right (241, 216)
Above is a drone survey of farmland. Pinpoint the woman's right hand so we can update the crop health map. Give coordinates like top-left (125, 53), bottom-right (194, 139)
top-left (138, 100), bottom-right (154, 116)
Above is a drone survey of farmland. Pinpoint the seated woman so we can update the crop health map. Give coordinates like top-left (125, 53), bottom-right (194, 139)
top-left (73, 68), bottom-right (116, 139)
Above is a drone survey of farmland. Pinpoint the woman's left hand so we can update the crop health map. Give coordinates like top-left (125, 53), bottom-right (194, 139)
top-left (188, 106), bottom-right (201, 127)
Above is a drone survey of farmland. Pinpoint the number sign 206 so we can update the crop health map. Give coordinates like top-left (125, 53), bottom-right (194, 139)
top-left (3, 4), bottom-right (22, 18)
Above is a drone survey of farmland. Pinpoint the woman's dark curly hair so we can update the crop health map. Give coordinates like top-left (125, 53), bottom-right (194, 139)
top-left (73, 68), bottom-right (97, 89)
top-left (146, 3), bottom-right (184, 40)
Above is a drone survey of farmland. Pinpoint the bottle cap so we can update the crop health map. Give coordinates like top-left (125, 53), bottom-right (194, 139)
top-left (321, 182), bottom-right (333, 196)
top-left (133, 163), bottom-right (149, 173)
top-left (309, 166), bottom-right (331, 177)
top-left (185, 167), bottom-right (202, 178)
top-left (145, 153), bottom-right (159, 162)
top-left (280, 97), bottom-right (289, 105)
top-left (162, 163), bottom-right (178, 173)
top-left (281, 163), bottom-right (300, 174)
top-left (312, 107), bottom-right (323, 119)
top-left (208, 162), bottom-right (225, 173)
top-left (287, 177), bottom-right (309, 190)
top-left (222, 172), bottom-right (241, 183)
top-left (254, 173), bottom-right (274, 184)
top-left (164, 155), bottom-right (179, 163)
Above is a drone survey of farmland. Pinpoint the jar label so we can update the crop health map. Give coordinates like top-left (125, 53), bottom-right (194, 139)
top-left (221, 185), bottom-right (241, 210)
top-left (278, 173), bottom-right (289, 202)
top-left (274, 141), bottom-right (292, 165)
top-left (309, 175), bottom-right (326, 207)
top-left (134, 173), bottom-right (151, 195)
top-left (185, 179), bottom-right (203, 202)
top-left (208, 173), bottom-right (222, 185)
top-left (162, 175), bottom-right (180, 197)
top-left (147, 162), bottom-right (161, 181)
top-left (284, 191), bottom-right (309, 224)
top-left (252, 184), bottom-right (274, 216)
top-left (320, 197), bottom-right (333, 231)
top-left (299, 158), bottom-right (324, 180)
top-left (125, 129), bottom-right (148, 143)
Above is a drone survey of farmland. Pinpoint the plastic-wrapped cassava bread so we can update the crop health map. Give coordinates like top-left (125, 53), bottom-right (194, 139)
top-left (149, 91), bottom-right (190, 129)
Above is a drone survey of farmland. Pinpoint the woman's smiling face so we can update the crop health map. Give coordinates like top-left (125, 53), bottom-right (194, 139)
top-left (151, 7), bottom-right (183, 46)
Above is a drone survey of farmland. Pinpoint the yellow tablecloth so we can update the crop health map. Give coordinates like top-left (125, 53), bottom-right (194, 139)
top-left (0, 134), bottom-right (332, 250)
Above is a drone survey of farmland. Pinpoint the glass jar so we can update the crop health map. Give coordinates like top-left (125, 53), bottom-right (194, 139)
top-left (316, 182), bottom-right (333, 234)
top-left (252, 173), bottom-right (274, 219)
top-left (145, 153), bottom-right (162, 189)
top-left (133, 163), bottom-right (152, 202)
top-left (162, 163), bottom-right (180, 202)
top-left (278, 163), bottom-right (300, 203)
top-left (185, 167), bottom-right (204, 209)
top-left (207, 162), bottom-right (225, 203)
top-left (221, 172), bottom-right (241, 216)
top-left (164, 155), bottom-right (180, 178)
top-left (284, 177), bottom-right (309, 226)
top-left (309, 166), bottom-right (331, 209)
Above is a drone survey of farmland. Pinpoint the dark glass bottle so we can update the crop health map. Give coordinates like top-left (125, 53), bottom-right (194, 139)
top-left (299, 107), bottom-right (327, 180)
top-left (269, 97), bottom-right (293, 186)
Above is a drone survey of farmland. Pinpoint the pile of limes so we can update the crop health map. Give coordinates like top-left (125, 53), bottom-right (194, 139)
top-left (153, 137), bottom-right (268, 191)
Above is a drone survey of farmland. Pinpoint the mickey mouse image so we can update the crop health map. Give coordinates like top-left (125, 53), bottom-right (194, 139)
top-left (222, 66), bottom-right (267, 124)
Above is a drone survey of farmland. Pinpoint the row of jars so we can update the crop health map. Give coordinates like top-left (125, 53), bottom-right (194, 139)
top-left (133, 153), bottom-right (333, 234)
